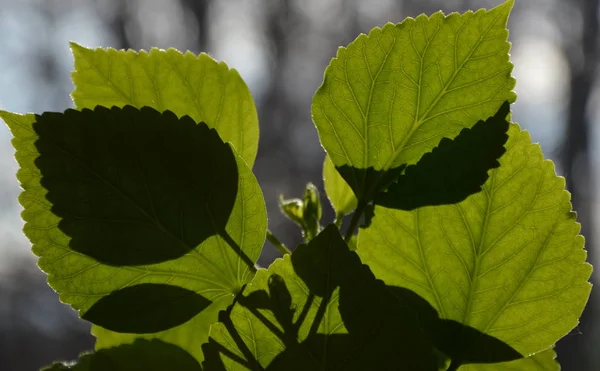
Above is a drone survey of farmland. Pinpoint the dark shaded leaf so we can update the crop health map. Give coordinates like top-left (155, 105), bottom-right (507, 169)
top-left (386, 287), bottom-right (522, 367)
top-left (82, 283), bottom-right (212, 334)
top-left (42, 339), bottom-right (201, 371)
top-left (33, 105), bottom-right (238, 266)
top-left (334, 165), bottom-right (404, 205)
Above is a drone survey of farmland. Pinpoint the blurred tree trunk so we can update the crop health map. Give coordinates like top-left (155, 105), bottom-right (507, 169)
top-left (180, 0), bottom-right (210, 50)
top-left (94, 0), bottom-right (131, 49)
top-left (254, 0), bottom-right (302, 256)
top-left (261, 0), bottom-right (293, 144)
top-left (560, 0), bottom-right (599, 370)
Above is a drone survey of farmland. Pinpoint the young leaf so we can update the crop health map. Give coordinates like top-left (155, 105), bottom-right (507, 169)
top-left (70, 43), bottom-right (259, 167)
top-left (358, 124), bottom-right (592, 363)
top-left (203, 225), bottom-right (441, 370)
top-left (312, 1), bottom-right (515, 200)
top-left (0, 107), bottom-right (267, 363)
top-left (279, 196), bottom-right (304, 225)
top-left (301, 183), bottom-right (322, 241)
top-left (323, 154), bottom-right (358, 215)
top-left (279, 183), bottom-right (323, 242)
top-left (42, 339), bottom-right (202, 371)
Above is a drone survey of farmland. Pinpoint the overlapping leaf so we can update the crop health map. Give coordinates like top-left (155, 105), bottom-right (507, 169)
top-left (0, 106), bottom-right (267, 362)
top-left (322, 154), bottom-right (358, 216)
top-left (314, 1), bottom-right (515, 201)
top-left (358, 124), bottom-right (592, 365)
top-left (70, 43), bottom-right (259, 167)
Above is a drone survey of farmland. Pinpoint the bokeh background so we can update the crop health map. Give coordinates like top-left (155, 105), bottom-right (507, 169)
top-left (0, 0), bottom-right (597, 370)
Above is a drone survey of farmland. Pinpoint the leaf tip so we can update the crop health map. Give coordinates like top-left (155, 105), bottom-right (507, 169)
top-left (69, 41), bottom-right (91, 56)
top-left (491, 0), bottom-right (515, 23)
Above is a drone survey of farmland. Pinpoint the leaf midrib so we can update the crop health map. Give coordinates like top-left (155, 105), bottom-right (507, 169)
top-left (461, 167), bottom-right (497, 325)
top-left (462, 153), bottom-right (553, 330)
top-left (381, 9), bottom-right (505, 170)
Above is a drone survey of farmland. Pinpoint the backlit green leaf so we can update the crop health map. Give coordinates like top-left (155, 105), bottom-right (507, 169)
top-left (323, 154), bottom-right (357, 215)
top-left (312, 1), bottom-right (515, 199)
top-left (70, 43), bottom-right (259, 167)
top-left (358, 124), bottom-right (592, 364)
top-left (0, 107), bottom-right (267, 363)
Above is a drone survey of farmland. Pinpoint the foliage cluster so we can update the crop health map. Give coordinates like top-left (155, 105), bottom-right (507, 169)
top-left (0, 1), bottom-right (592, 370)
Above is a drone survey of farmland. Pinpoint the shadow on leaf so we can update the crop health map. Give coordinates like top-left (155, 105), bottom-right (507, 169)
top-left (335, 101), bottom-right (511, 212)
top-left (203, 225), bottom-right (522, 370)
top-left (387, 286), bottom-right (522, 366)
top-left (81, 283), bottom-right (212, 334)
top-left (42, 339), bottom-right (201, 371)
top-left (32, 105), bottom-right (239, 266)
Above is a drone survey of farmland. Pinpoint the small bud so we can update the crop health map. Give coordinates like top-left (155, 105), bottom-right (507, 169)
top-left (302, 183), bottom-right (322, 241)
top-left (279, 194), bottom-right (305, 227)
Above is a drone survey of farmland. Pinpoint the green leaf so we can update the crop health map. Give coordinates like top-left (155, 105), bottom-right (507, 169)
top-left (358, 124), bottom-right (592, 364)
top-left (1, 107), bottom-right (267, 362)
top-left (323, 154), bottom-right (358, 215)
top-left (460, 348), bottom-right (559, 371)
top-left (42, 339), bottom-right (202, 371)
top-left (203, 225), bottom-right (440, 370)
top-left (312, 1), bottom-right (515, 199)
top-left (278, 195), bottom-right (304, 226)
top-left (70, 43), bottom-right (259, 168)
top-left (279, 183), bottom-right (323, 242)
top-left (301, 183), bottom-right (322, 241)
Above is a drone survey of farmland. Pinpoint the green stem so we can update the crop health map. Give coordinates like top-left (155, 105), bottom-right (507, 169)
top-left (266, 229), bottom-right (291, 256)
top-left (344, 202), bottom-right (366, 243)
top-left (334, 212), bottom-right (344, 229)
top-left (220, 230), bottom-right (258, 274)
top-left (446, 360), bottom-right (461, 371)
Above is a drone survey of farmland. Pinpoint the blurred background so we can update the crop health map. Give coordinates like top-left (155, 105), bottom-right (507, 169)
top-left (0, 0), bottom-right (597, 369)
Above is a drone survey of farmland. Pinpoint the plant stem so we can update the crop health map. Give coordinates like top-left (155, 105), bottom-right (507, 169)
top-left (446, 360), bottom-right (461, 371)
top-left (266, 229), bottom-right (291, 255)
top-left (220, 230), bottom-right (258, 274)
top-left (334, 212), bottom-right (344, 229)
top-left (344, 202), bottom-right (366, 243)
